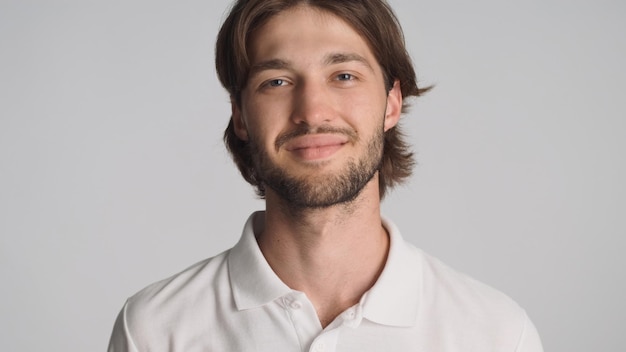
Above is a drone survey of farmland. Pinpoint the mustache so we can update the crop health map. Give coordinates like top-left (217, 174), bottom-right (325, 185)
top-left (275, 125), bottom-right (358, 149)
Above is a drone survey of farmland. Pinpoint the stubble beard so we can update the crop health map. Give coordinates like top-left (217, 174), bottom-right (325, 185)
top-left (249, 126), bottom-right (384, 210)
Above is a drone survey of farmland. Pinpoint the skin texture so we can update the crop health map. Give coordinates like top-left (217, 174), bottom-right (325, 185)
top-left (231, 5), bottom-right (403, 328)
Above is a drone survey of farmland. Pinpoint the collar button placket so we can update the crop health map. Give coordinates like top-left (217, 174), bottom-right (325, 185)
top-left (290, 300), bottom-right (302, 310)
top-left (308, 328), bottom-right (339, 352)
top-left (340, 305), bottom-right (363, 328)
top-left (283, 292), bottom-right (323, 351)
top-left (312, 341), bottom-right (326, 352)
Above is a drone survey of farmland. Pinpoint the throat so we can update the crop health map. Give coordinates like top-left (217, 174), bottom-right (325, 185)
top-left (256, 189), bottom-right (389, 329)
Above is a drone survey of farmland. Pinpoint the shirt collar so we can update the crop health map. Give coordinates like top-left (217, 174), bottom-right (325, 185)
top-left (360, 216), bottom-right (421, 327)
top-left (228, 212), bottom-right (292, 311)
top-left (228, 212), bottom-right (422, 327)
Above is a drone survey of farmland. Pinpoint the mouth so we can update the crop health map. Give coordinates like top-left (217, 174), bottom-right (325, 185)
top-left (284, 134), bottom-right (349, 161)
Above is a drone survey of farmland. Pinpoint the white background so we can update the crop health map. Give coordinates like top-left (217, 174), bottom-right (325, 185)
top-left (1, 0), bottom-right (624, 350)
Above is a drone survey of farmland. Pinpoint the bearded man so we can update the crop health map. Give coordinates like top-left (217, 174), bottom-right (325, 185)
top-left (108, 1), bottom-right (543, 351)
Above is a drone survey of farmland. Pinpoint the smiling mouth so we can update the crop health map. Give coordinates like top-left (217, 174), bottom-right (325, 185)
top-left (284, 134), bottom-right (349, 161)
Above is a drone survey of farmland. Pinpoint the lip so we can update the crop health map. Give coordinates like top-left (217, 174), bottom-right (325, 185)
top-left (284, 134), bottom-right (349, 160)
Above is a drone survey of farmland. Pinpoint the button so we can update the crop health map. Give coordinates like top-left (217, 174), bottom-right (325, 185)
top-left (342, 308), bottom-right (356, 320)
top-left (290, 300), bottom-right (302, 310)
top-left (313, 342), bottom-right (326, 352)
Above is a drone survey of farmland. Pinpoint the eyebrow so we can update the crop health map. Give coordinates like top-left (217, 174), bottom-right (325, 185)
top-left (249, 59), bottom-right (292, 77)
top-left (248, 52), bottom-right (375, 77)
top-left (323, 52), bottom-right (374, 72)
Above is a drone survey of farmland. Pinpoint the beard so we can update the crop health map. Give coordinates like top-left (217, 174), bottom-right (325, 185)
top-left (248, 125), bottom-right (384, 209)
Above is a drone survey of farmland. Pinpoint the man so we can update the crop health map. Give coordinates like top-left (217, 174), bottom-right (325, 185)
top-left (109, 0), bottom-right (543, 351)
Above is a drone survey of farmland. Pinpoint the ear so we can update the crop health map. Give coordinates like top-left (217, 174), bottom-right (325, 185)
top-left (231, 100), bottom-right (249, 141)
top-left (383, 80), bottom-right (402, 132)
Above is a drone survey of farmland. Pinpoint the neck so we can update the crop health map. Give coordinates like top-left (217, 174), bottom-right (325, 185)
top-left (257, 177), bottom-right (389, 327)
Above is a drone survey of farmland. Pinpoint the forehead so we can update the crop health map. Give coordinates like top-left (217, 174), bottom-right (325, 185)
top-left (247, 5), bottom-right (377, 65)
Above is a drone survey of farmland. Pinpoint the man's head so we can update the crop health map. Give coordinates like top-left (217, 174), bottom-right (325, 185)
top-left (216, 0), bottom-right (429, 201)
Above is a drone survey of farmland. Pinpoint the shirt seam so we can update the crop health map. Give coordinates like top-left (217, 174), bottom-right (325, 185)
top-left (122, 300), bottom-right (141, 352)
top-left (513, 309), bottom-right (529, 352)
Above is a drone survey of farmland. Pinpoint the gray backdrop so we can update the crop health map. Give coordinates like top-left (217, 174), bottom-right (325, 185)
top-left (1, 0), bottom-right (624, 350)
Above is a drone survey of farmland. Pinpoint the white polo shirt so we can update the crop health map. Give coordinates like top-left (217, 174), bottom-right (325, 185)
top-left (108, 212), bottom-right (543, 352)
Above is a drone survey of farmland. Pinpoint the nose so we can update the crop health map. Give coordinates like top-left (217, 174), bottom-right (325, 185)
top-left (290, 80), bottom-right (336, 127)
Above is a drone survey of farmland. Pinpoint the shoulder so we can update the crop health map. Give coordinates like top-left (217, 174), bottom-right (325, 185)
top-left (416, 246), bottom-right (520, 311)
top-left (129, 249), bottom-right (230, 313)
top-left (408, 244), bottom-right (541, 349)
top-left (383, 217), bottom-right (532, 335)
top-left (412, 244), bottom-right (521, 316)
top-left (119, 250), bottom-right (233, 346)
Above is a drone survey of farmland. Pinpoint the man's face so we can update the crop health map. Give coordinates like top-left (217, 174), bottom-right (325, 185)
top-left (232, 5), bottom-right (402, 208)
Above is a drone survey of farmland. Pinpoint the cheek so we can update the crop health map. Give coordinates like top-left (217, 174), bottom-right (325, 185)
top-left (242, 116), bottom-right (283, 154)
top-left (339, 91), bottom-right (387, 128)
top-left (244, 97), bottom-right (293, 134)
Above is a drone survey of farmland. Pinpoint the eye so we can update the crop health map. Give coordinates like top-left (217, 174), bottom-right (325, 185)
top-left (336, 73), bottom-right (354, 81)
top-left (267, 79), bottom-right (287, 87)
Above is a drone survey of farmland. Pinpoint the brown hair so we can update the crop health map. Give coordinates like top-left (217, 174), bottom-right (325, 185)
top-left (216, 0), bottom-right (430, 199)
